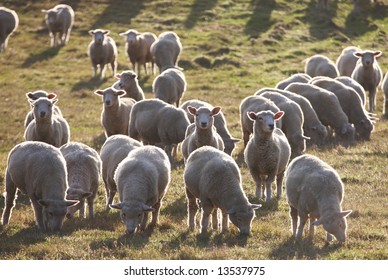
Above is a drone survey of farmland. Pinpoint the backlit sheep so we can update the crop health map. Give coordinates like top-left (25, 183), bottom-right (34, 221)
top-left (150, 31), bottom-right (182, 73)
top-left (336, 46), bottom-right (361, 77)
top-left (152, 68), bottom-right (187, 107)
top-left (114, 70), bottom-right (145, 101)
top-left (304, 54), bottom-right (339, 78)
top-left (0, 7), bottom-right (18, 52)
top-left (42, 4), bottom-right (74, 47)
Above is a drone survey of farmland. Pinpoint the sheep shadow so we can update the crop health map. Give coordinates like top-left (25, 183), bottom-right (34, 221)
top-left (184, 0), bottom-right (218, 29)
top-left (162, 195), bottom-right (187, 222)
top-left (71, 77), bottom-right (108, 92)
top-left (21, 47), bottom-right (60, 68)
top-left (244, 0), bottom-right (277, 39)
top-left (89, 229), bottom-right (152, 251)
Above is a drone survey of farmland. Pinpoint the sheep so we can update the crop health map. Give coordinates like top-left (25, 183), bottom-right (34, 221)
top-left (316, 0), bottom-right (329, 9)
top-left (184, 146), bottom-right (261, 235)
top-left (311, 77), bottom-right (374, 140)
top-left (94, 87), bottom-right (136, 138)
top-left (100, 135), bottom-right (142, 211)
top-left (24, 90), bottom-right (63, 128)
top-left (128, 99), bottom-right (190, 161)
top-left (244, 110), bottom-right (291, 201)
top-left (60, 142), bottom-right (102, 219)
top-left (152, 67), bottom-right (187, 107)
top-left (113, 70), bottom-right (145, 101)
top-left (24, 94), bottom-right (70, 148)
top-left (275, 73), bottom-right (311, 90)
top-left (351, 49), bottom-right (383, 112)
top-left (285, 82), bottom-right (355, 147)
top-left (336, 46), bottom-right (362, 77)
top-left (304, 54), bottom-right (339, 78)
top-left (88, 29), bottom-right (118, 79)
top-left (239, 95), bottom-right (281, 147)
top-left (382, 71), bottom-right (388, 116)
top-left (285, 154), bottom-right (352, 242)
top-left (119, 29), bottom-right (157, 78)
top-left (180, 99), bottom-right (239, 155)
top-left (0, 7), bottom-right (18, 53)
top-left (2, 141), bottom-right (79, 232)
top-left (335, 76), bottom-right (366, 107)
top-left (41, 4), bottom-right (74, 48)
top-left (110, 145), bottom-right (170, 234)
top-left (150, 31), bottom-right (182, 73)
top-left (255, 88), bottom-right (328, 147)
top-left (181, 106), bottom-right (225, 161)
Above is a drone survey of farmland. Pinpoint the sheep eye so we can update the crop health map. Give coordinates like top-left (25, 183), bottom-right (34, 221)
top-left (48, 212), bottom-right (53, 217)
top-left (121, 213), bottom-right (126, 218)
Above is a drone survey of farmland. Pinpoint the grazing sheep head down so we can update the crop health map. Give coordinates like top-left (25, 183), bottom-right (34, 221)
top-left (188, 106), bottom-right (221, 129)
top-left (336, 123), bottom-right (355, 147)
top-left (227, 204), bottom-right (261, 235)
top-left (312, 210), bottom-right (352, 243)
top-left (38, 199), bottom-right (79, 232)
top-left (30, 95), bottom-right (58, 120)
top-left (89, 29), bottom-right (109, 45)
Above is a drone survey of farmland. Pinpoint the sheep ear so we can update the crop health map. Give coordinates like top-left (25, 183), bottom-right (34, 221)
top-left (88, 30), bottom-right (95, 35)
top-left (103, 30), bottom-right (110, 35)
top-left (251, 204), bottom-right (262, 210)
top-left (374, 51), bottom-right (382, 57)
top-left (247, 111), bottom-right (257, 121)
top-left (212, 106), bottom-right (222, 116)
top-left (109, 203), bottom-right (123, 210)
top-left (47, 93), bottom-right (57, 100)
top-left (232, 138), bottom-right (240, 143)
top-left (119, 32), bottom-right (127, 36)
top-left (26, 92), bottom-right (36, 100)
top-left (353, 52), bottom-right (362, 58)
top-left (311, 219), bottom-right (323, 226)
top-left (116, 90), bottom-right (126, 97)
top-left (187, 106), bottom-right (197, 116)
top-left (338, 210), bottom-right (352, 218)
top-left (142, 204), bottom-right (155, 212)
top-left (302, 135), bottom-right (311, 140)
top-left (94, 90), bottom-right (104, 96)
top-left (274, 111), bottom-right (284, 120)
top-left (115, 74), bottom-right (121, 79)
top-left (226, 208), bottom-right (235, 215)
top-left (41, 9), bottom-right (48, 13)
top-left (65, 200), bottom-right (80, 207)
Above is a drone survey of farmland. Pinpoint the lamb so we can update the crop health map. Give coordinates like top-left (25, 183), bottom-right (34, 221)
top-left (255, 88), bottom-right (328, 147)
top-left (275, 73), bottom-right (311, 90)
top-left (150, 31), bottom-right (182, 73)
top-left (119, 29), bottom-right (157, 78)
top-left (24, 94), bottom-right (70, 148)
top-left (181, 106), bottom-right (225, 161)
top-left (128, 99), bottom-right (190, 161)
top-left (285, 154), bottom-right (352, 242)
top-left (351, 49), bottom-right (383, 112)
top-left (180, 99), bottom-right (239, 155)
top-left (382, 71), bottom-right (388, 116)
top-left (60, 142), bottom-right (102, 219)
top-left (94, 87), bottom-right (136, 138)
top-left (110, 145), bottom-right (170, 234)
top-left (113, 70), bottom-right (145, 101)
top-left (184, 146), bottom-right (261, 235)
top-left (100, 135), bottom-right (142, 211)
top-left (239, 95), bottom-right (281, 147)
top-left (304, 54), bottom-right (339, 78)
top-left (152, 68), bottom-right (187, 107)
top-left (88, 29), bottom-right (118, 79)
top-left (285, 82), bottom-right (355, 147)
top-left (336, 46), bottom-right (362, 77)
top-left (335, 76), bottom-right (366, 107)
top-left (41, 4), bottom-right (74, 47)
top-left (2, 141), bottom-right (79, 231)
top-left (244, 110), bottom-right (291, 201)
top-left (0, 7), bottom-right (18, 53)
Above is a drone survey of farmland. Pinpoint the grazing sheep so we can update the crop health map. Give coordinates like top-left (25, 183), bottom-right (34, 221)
top-left (113, 70), bottom-right (145, 101)
top-left (150, 31), bottom-right (182, 73)
top-left (336, 46), bottom-right (362, 77)
top-left (180, 99), bottom-right (239, 155)
top-left (351, 49), bottom-right (383, 112)
top-left (0, 7), bottom-right (18, 53)
top-left (239, 95), bottom-right (281, 147)
top-left (110, 146), bottom-right (170, 234)
top-left (119, 29), bottom-right (157, 77)
top-left (24, 90), bottom-right (63, 128)
top-left (181, 106), bottom-right (224, 161)
top-left (275, 73), bottom-right (311, 90)
top-left (244, 110), bottom-right (291, 201)
top-left (285, 82), bottom-right (355, 147)
top-left (129, 99), bottom-right (190, 161)
top-left (304, 54), bottom-right (339, 78)
top-left (88, 29), bottom-right (118, 79)
top-left (285, 154), bottom-right (352, 242)
top-left (335, 76), bottom-right (366, 107)
top-left (60, 142), bottom-right (102, 219)
top-left (100, 135), bottom-right (142, 211)
top-left (152, 68), bottom-right (187, 107)
top-left (41, 4), bottom-right (74, 48)
top-left (94, 87), bottom-right (135, 138)
top-left (184, 146), bottom-right (261, 235)
top-left (24, 94), bottom-right (70, 147)
top-left (382, 71), bottom-right (388, 116)
top-left (2, 141), bottom-right (78, 231)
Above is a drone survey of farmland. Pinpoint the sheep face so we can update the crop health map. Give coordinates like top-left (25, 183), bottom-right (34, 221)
top-left (65, 189), bottom-right (92, 219)
top-left (31, 97), bottom-right (57, 120)
top-left (335, 123), bottom-right (355, 147)
top-left (312, 210), bottom-right (352, 243)
top-left (227, 204), bottom-right (260, 235)
top-left (120, 30), bottom-right (139, 45)
top-left (94, 88), bottom-right (126, 108)
top-left (355, 118), bottom-right (374, 141)
top-left (38, 199), bottom-right (79, 232)
top-left (248, 110), bottom-right (284, 134)
top-left (115, 71), bottom-right (137, 90)
top-left (89, 29), bottom-right (109, 45)
top-left (188, 106), bottom-right (221, 130)
top-left (354, 50), bottom-right (382, 68)
top-left (44, 9), bottom-right (58, 26)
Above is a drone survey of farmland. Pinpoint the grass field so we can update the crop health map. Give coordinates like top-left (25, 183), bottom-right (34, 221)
top-left (0, 0), bottom-right (387, 260)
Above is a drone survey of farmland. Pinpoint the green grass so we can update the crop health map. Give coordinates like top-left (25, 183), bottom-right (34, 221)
top-left (0, 0), bottom-right (387, 260)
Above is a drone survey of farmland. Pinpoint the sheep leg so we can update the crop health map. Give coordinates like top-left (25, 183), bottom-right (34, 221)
top-left (265, 174), bottom-right (276, 201)
top-left (296, 212), bottom-right (308, 240)
top-left (243, 129), bottom-right (250, 147)
top-left (221, 209), bottom-right (229, 233)
top-left (186, 188), bottom-right (198, 231)
top-left (150, 200), bottom-right (161, 227)
top-left (143, 63), bottom-right (148, 76)
top-left (140, 212), bottom-right (149, 231)
top-left (111, 60), bottom-right (117, 77)
top-left (211, 208), bottom-right (219, 230)
top-left (87, 196), bottom-right (94, 219)
top-left (290, 205), bottom-right (298, 237)
top-left (31, 198), bottom-right (45, 231)
top-left (105, 181), bottom-right (116, 212)
top-left (78, 200), bottom-right (86, 219)
top-left (250, 171), bottom-right (263, 199)
top-left (369, 89), bottom-right (376, 112)
top-left (276, 171), bottom-right (285, 199)
top-left (50, 32), bottom-right (57, 47)
top-left (2, 172), bottom-right (17, 225)
top-left (200, 200), bottom-right (213, 234)
top-left (100, 64), bottom-right (106, 79)
top-left (308, 214), bottom-right (316, 238)
top-left (137, 63), bottom-right (141, 78)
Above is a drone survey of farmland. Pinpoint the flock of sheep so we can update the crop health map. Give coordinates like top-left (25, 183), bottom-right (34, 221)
top-left (1, 3), bottom-right (387, 244)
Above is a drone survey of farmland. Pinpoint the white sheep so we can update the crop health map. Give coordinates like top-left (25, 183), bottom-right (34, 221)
top-left (335, 76), bottom-right (366, 107)
top-left (184, 146), bottom-right (261, 235)
top-left (336, 46), bottom-right (362, 77)
top-left (113, 70), bottom-right (145, 101)
top-left (0, 7), bottom-right (18, 53)
top-left (24, 94), bottom-right (70, 148)
top-left (94, 87), bottom-right (135, 138)
top-left (181, 106), bottom-right (224, 161)
top-left (304, 54), bottom-right (339, 78)
top-left (110, 145), bottom-right (171, 234)
top-left (285, 154), bottom-right (352, 242)
top-left (382, 71), bottom-right (388, 116)
top-left (351, 49), bottom-right (383, 112)
top-left (150, 31), bottom-right (182, 73)
top-left (60, 142), bottom-right (102, 219)
top-left (128, 99), bottom-right (190, 161)
top-left (180, 99), bottom-right (239, 155)
top-left (275, 73), bottom-right (311, 90)
top-left (100, 135), bottom-right (143, 211)
top-left (88, 29), bottom-right (118, 79)
top-left (152, 67), bottom-right (187, 107)
top-left (244, 110), bottom-right (291, 201)
top-left (2, 141), bottom-right (78, 231)
top-left (119, 29), bottom-right (157, 77)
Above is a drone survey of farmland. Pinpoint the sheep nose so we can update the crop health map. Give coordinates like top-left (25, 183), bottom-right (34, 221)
top-left (105, 100), bottom-right (111, 106)
top-left (126, 229), bottom-right (135, 235)
top-left (201, 122), bottom-right (207, 128)
top-left (40, 112), bottom-right (46, 118)
top-left (269, 124), bottom-right (274, 130)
